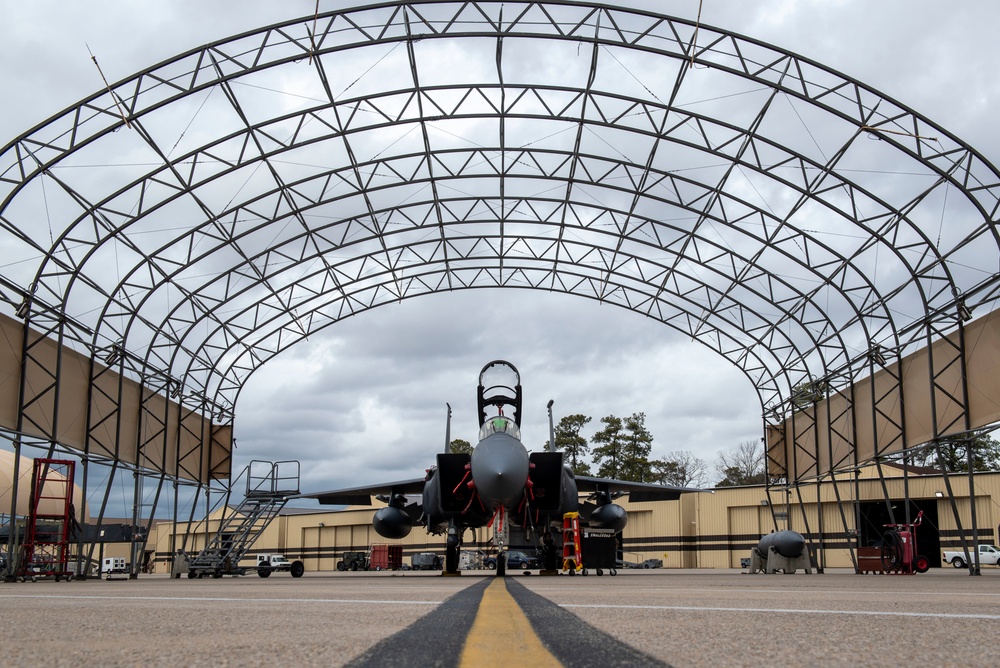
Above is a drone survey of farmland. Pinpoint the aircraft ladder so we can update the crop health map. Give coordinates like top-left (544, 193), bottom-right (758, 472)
top-left (561, 511), bottom-right (582, 574)
top-left (187, 461), bottom-right (299, 578)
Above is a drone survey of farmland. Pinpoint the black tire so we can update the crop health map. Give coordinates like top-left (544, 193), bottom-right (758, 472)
top-left (258, 564), bottom-right (272, 578)
top-left (336, 561), bottom-right (345, 571)
top-left (446, 533), bottom-right (461, 574)
top-left (914, 555), bottom-right (930, 573)
top-left (610, 568), bottom-right (617, 576)
top-left (597, 568), bottom-right (603, 576)
top-left (952, 557), bottom-right (966, 569)
top-left (485, 559), bottom-right (497, 570)
top-left (290, 561), bottom-right (305, 578)
top-left (520, 561), bottom-right (529, 569)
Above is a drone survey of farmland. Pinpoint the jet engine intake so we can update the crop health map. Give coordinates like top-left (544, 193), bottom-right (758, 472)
top-left (526, 452), bottom-right (564, 512)
top-left (435, 453), bottom-right (475, 514)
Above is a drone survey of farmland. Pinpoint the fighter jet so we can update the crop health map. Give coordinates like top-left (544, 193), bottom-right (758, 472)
top-left (297, 360), bottom-right (691, 575)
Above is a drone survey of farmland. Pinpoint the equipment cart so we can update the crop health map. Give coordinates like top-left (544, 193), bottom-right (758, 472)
top-left (581, 528), bottom-right (617, 576)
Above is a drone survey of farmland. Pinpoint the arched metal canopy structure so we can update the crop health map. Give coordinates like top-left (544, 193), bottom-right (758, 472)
top-left (3, 0), bottom-right (1000, 502)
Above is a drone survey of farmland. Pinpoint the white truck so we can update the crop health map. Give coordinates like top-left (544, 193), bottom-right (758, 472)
top-left (942, 544), bottom-right (1000, 568)
top-left (254, 553), bottom-right (305, 578)
top-left (101, 557), bottom-right (129, 579)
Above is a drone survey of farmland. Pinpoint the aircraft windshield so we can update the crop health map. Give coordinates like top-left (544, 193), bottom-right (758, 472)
top-left (479, 416), bottom-right (521, 441)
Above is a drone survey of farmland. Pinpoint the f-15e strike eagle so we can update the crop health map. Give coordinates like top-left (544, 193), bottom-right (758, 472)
top-left (298, 360), bottom-right (691, 575)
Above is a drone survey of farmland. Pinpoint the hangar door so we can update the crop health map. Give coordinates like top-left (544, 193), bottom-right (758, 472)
top-left (728, 506), bottom-right (764, 568)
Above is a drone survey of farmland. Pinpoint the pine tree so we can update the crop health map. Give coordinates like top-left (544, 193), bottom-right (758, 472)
top-left (591, 415), bottom-right (625, 479)
top-left (620, 412), bottom-right (653, 482)
top-left (591, 412), bottom-right (655, 481)
top-left (551, 414), bottom-right (592, 475)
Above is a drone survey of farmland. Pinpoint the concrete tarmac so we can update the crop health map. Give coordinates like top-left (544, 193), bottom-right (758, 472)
top-left (1, 568), bottom-right (997, 666)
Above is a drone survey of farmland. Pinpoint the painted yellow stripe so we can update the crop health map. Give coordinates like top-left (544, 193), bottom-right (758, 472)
top-left (459, 578), bottom-right (562, 668)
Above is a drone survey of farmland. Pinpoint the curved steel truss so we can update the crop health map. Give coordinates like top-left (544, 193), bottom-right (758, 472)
top-left (2, 1), bottom-right (1000, 489)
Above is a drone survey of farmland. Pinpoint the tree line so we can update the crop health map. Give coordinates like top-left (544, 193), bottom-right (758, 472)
top-left (550, 412), bottom-right (769, 487)
top-left (451, 414), bottom-right (1000, 487)
top-left (450, 412), bottom-right (770, 487)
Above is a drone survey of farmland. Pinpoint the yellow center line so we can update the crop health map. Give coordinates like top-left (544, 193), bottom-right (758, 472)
top-left (459, 578), bottom-right (562, 667)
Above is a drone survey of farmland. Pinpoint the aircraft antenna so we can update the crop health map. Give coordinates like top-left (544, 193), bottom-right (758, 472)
top-left (547, 399), bottom-right (555, 453)
top-left (444, 403), bottom-right (452, 453)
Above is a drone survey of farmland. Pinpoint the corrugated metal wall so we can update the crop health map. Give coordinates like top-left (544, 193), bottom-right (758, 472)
top-left (146, 468), bottom-right (1000, 573)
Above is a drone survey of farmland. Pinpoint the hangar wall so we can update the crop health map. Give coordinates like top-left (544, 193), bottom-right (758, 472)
top-left (142, 467), bottom-right (1000, 574)
top-left (768, 310), bottom-right (1000, 481)
top-left (0, 314), bottom-right (231, 484)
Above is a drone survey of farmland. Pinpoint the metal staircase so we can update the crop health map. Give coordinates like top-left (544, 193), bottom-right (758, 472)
top-left (186, 460), bottom-right (299, 578)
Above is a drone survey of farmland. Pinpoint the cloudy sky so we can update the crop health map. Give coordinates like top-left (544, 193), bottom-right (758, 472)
top-left (2, 1), bottom-right (999, 503)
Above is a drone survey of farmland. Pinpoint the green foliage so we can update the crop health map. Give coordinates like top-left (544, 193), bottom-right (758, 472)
top-left (592, 412), bottom-right (654, 482)
top-left (591, 415), bottom-right (624, 479)
top-left (917, 435), bottom-right (1000, 472)
top-left (552, 414), bottom-right (592, 475)
top-left (449, 438), bottom-right (473, 455)
top-left (715, 466), bottom-right (769, 487)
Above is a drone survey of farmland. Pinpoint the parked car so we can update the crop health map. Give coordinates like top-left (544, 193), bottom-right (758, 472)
top-left (485, 550), bottom-right (541, 570)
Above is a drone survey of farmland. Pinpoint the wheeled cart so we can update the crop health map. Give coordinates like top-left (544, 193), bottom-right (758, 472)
top-left (581, 528), bottom-right (617, 576)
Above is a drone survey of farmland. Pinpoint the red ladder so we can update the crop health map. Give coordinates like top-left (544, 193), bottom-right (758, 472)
top-left (562, 511), bottom-right (582, 574)
top-left (19, 459), bottom-right (76, 581)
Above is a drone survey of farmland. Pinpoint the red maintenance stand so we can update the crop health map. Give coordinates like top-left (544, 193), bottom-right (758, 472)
top-left (562, 511), bottom-right (582, 575)
top-left (18, 459), bottom-right (76, 582)
top-left (880, 510), bottom-right (930, 575)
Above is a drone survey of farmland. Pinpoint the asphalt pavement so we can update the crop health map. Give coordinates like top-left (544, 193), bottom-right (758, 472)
top-left (1, 568), bottom-right (997, 666)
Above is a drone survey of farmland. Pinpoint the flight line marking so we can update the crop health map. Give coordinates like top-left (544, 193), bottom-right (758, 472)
top-left (561, 603), bottom-right (1000, 620)
top-left (8, 593), bottom-right (998, 621)
top-left (458, 578), bottom-right (561, 668)
top-left (532, 586), bottom-right (1000, 598)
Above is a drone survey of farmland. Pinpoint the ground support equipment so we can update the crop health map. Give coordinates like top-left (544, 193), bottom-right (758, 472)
top-left (561, 512), bottom-right (582, 575)
top-left (187, 461), bottom-right (301, 578)
top-left (17, 459), bottom-right (77, 582)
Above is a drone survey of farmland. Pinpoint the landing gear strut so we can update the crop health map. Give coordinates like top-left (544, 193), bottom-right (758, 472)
top-left (444, 522), bottom-right (462, 575)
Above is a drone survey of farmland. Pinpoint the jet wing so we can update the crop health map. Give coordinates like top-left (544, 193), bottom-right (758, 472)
top-left (574, 475), bottom-right (698, 503)
top-left (292, 477), bottom-right (426, 506)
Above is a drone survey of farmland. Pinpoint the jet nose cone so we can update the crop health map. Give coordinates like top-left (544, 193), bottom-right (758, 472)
top-left (470, 432), bottom-right (530, 504)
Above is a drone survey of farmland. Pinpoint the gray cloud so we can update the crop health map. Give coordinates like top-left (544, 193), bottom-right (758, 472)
top-left (2, 1), bottom-right (998, 496)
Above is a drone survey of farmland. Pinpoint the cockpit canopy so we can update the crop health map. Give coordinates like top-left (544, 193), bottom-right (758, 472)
top-left (478, 415), bottom-right (521, 441)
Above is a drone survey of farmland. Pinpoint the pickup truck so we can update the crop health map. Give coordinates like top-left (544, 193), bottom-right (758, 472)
top-left (256, 553), bottom-right (305, 578)
top-left (943, 544), bottom-right (1000, 568)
